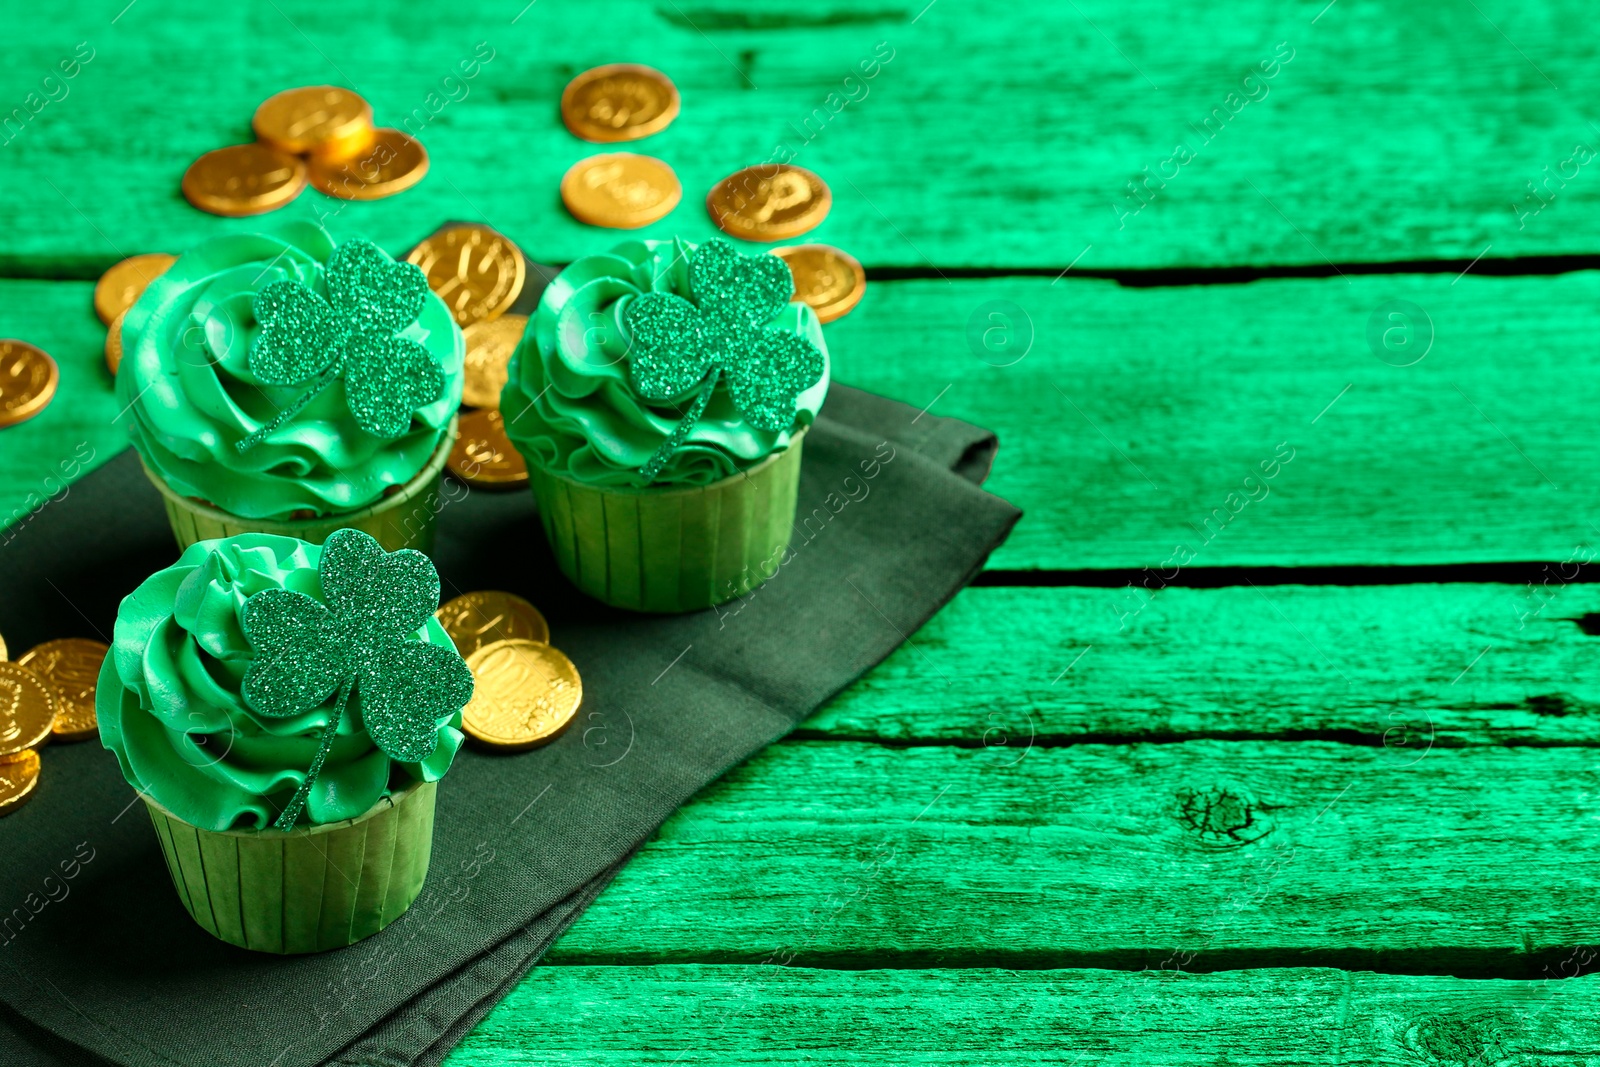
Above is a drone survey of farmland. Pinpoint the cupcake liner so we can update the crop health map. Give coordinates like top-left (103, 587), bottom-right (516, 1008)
top-left (141, 417), bottom-right (457, 555)
top-left (528, 430), bottom-right (806, 613)
top-left (144, 779), bottom-right (437, 954)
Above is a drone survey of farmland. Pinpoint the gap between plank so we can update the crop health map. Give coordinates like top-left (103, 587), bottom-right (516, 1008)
top-left (8, 252), bottom-right (1600, 287)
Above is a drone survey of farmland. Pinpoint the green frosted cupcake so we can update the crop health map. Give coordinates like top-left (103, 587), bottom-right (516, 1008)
top-left (500, 236), bottom-right (829, 612)
top-left (98, 529), bottom-right (474, 953)
top-left (117, 222), bottom-right (465, 553)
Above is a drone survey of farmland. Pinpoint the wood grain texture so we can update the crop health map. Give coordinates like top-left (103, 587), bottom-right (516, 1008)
top-left (540, 739), bottom-right (1600, 974)
top-left (5, 270), bottom-right (1599, 571)
top-left (3, 0), bottom-right (1599, 271)
top-left (831, 270), bottom-right (1600, 569)
top-left (449, 965), bottom-right (1600, 1065)
top-left (806, 584), bottom-right (1600, 747)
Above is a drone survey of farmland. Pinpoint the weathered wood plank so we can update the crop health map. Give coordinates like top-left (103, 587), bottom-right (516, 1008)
top-left (5, 270), bottom-right (1599, 570)
top-left (4, 0), bottom-right (1599, 271)
top-left (449, 965), bottom-right (1600, 1066)
top-left (831, 270), bottom-right (1600, 569)
top-left (539, 740), bottom-right (1600, 973)
top-left (807, 584), bottom-right (1600, 747)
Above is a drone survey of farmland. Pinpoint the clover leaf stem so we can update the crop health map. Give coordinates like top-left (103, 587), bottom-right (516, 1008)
top-left (273, 676), bottom-right (353, 831)
top-left (639, 371), bottom-right (719, 482)
top-left (236, 361), bottom-right (343, 455)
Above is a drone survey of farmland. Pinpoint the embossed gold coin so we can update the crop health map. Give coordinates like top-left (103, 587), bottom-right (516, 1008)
top-left (0, 750), bottom-right (40, 816)
top-left (253, 85), bottom-right (376, 161)
top-left (94, 254), bottom-right (176, 325)
top-left (460, 314), bottom-right (528, 408)
top-left (0, 340), bottom-right (59, 429)
top-left (773, 244), bottom-right (865, 324)
top-left (448, 408), bottom-right (529, 489)
top-left (0, 632), bottom-right (7, 660)
top-left (707, 164), bottom-right (832, 242)
top-left (561, 153), bottom-right (681, 229)
top-left (182, 143), bottom-right (307, 217)
top-left (307, 128), bottom-right (429, 200)
top-left (18, 639), bottom-right (108, 743)
top-left (0, 663), bottom-right (55, 757)
top-left (105, 309), bottom-right (126, 376)
top-left (406, 225), bottom-right (526, 327)
top-left (561, 64), bottom-right (680, 143)
top-left (461, 639), bottom-right (581, 750)
top-left (437, 591), bottom-right (550, 657)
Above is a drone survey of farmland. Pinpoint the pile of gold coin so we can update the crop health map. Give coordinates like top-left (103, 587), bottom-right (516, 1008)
top-left (406, 224), bottom-right (533, 492)
top-left (183, 86), bottom-right (427, 217)
top-left (96, 253), bottom-right (176, 375)
top-left (437, 591), bottom-right (582, 751)
top-left (555, 64), bottom-right (863, 323)
top-left (0, 340), bottom-right (59, 430)
top-left (0, 633), bottom-right (110, 816)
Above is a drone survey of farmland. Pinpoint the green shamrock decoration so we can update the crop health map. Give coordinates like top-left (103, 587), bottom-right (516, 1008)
top-left (236, 239), bottom-right (443, 453)
top-left (624, 238), bottom-right (826, 481)
top-left (239, 528), bottom-right (474, 830)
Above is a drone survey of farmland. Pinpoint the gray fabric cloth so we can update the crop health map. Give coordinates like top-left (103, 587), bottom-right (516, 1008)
top-left (0, 382), bottom-right (1019, 1067)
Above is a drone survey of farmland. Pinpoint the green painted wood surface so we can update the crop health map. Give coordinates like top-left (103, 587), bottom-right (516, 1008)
top-left (449, 965), bottom-right (1600, 1065)
top-left (535, 739), bottom-right (1600, 972)
top-left (7, 1), bottom-right (1599, 1060)
top-left (2, 0), bottom-right (1599, 272)
top-left (5, 270), bottom-right (1598, 570)
top-left (808, 585), bottom-right (1600, 746)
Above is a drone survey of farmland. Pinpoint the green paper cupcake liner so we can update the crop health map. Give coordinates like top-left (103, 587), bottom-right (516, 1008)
top-left (144, 778), bottom-right (437, 954)
top-left (527, 429), bottom-right (806, 613)
top-left (142, 417), bottom-right (457, 554)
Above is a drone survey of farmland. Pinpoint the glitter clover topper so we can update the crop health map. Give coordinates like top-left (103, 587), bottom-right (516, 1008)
top-left (624, 238), bottom-right (825, 481)
top-left (236, 239), bottom-right (443, 453)
top-left (239, 528), bottom-right (474, 830)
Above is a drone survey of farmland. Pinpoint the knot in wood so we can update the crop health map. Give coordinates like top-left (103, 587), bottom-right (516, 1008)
top-left (1175, 785), bottom-right (1273, 847)
top-left (1404, 1010), bottom-right (1516, 1067)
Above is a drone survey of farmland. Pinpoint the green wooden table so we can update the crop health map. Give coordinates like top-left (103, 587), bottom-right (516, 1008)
top-left (8, 0), bottom-right (1600, 1059)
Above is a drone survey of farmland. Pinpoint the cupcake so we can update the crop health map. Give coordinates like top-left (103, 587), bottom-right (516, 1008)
top-left (97, 529), bottom-right (474, 953)
top-left (117, 222), bottom-right (464, 553)
top-left (500, 237), bottom-right (829, 612)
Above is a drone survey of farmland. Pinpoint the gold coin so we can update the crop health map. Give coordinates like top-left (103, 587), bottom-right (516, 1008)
top-left (437, 591), bottom-right (550, 657)
top-left (18, 639), bottom-right (107, 743)
top-left (94, 253), bottom-right (176, 325)
top-left (461, 639), bottom-right (581, 750)
top-left (447, 408), bottom-right (529, 489)
top-left (460, 314), bottom-right (528, 408)
top-left (252, 85), bottom-right (376, 161)
top-left (406, 225), bottom-right (526, 327)
top-left (707, 164), bottom-right (832, 242)
top-left (773, 244), bottom-right (866, 324)
top-left (105, 308), bottom-right (126, 376)
top-left (182, 143), bottom-right (307, 217)
top-left (561, 64), bottom-right (680, 143)
top-left (0, 340), bottom-right (59, 429)
top-left (561, 153), bottom-right (681, 229)
top-left (0, 663), bottom-right (55, 757)
top-left (307, 128), bottom-right (429, 201)
top-left (0, 632), bottom-right (7, 660)
top-left (0, 750), bottom-right (40, 817)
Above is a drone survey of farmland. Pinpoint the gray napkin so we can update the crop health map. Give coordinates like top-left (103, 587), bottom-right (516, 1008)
top-left (0, 383), bottom-right (1018, 1067)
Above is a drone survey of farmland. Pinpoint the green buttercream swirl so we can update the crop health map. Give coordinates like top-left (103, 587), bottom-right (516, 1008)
top-left (499, 237), bottom-right (829, 488)
top-left (96, 533), bottom-right (465, 831)
top-left (117, 222), bottom-right (464, 520)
